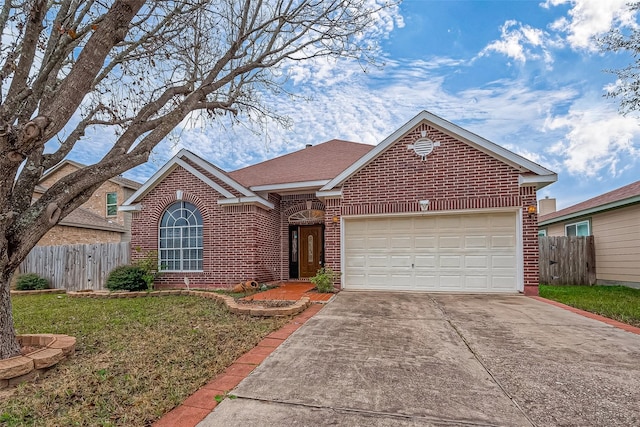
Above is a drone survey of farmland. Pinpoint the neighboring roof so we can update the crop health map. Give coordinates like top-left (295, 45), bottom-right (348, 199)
top-left (40, 159), bottom-right (142, 190)
top-left (320, 111), bottom-right (557, 192)
top-left (59, 207), bottom-right (125, 233)
top-left (228, 140), bottom-right (374, 188)
top-left (539, 180), bottom-right (640, 226)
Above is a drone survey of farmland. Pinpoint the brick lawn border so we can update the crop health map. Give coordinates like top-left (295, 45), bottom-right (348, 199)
top-left (0, 334), bottom-right (76, 389)
top-left (66, 289), bottom-right (311, 317)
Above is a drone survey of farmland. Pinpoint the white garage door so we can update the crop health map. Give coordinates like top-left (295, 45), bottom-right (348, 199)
top-left (343, 212), bottom-right (519, 292)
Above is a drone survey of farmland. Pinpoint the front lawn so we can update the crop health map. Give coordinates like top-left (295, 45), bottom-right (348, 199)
top-left (539, 284), bottom-right (640, 328)
top-left (2, 294), bottom-right (288, 426)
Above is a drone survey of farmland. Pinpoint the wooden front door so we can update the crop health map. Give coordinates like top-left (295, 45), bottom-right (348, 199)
top-left (299, 225), bottom-right (323, 278)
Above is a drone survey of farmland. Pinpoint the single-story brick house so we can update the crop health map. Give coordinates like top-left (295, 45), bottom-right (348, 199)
top-left (538, 180), bottom-right (640, 287)
top-left (122, 111), bottom-right (556, 295)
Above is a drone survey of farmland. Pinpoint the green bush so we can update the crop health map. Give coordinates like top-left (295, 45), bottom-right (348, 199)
top-left (132, 249), bottom-right (159, 291)
top-left (106, 265), bottom-right (148, 292)
top-left (15, 273), bottom-right (49, 291)
top-left (310, 267), bottom-right (339, 293)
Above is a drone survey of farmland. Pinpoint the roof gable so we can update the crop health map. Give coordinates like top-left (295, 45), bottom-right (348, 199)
top-left (40, 159), bottom-right (142, 190)
top-left (539, 180), bottom-right (640, 225)
top-left (320, 111), bottom-right (557, 192)
top-left (121, 149), bottom-right (273, 210)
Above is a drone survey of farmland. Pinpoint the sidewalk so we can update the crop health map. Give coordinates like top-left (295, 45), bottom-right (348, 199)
top-left (244, 282), bottom-right (334, 303)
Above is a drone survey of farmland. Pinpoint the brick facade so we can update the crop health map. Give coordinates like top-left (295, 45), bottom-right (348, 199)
top-left (38, 226), bottom-right (122, 246)
top-left (130, 119), bottom-right (545, 294)
top-left (324, 123), bottom-right (539, 294)
top-left (35, 163), bottom-right (138, 246)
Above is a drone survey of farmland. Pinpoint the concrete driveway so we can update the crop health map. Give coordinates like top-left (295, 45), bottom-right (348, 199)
top-left (199, 292), bottom-right (640, 426)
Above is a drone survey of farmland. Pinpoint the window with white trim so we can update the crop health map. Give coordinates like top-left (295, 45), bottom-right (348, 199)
top-left (538, 229), bottom-right (547, 237)
top-left (106, 192), bottom-right (118, 216)
top-left (159, 202), bottom-right (203, 271)
top-left (565, 220), bottom-right (589, 237)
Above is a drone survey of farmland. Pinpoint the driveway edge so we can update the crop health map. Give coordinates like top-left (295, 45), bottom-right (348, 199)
top-left (529, 296), bottom-right (640, 335)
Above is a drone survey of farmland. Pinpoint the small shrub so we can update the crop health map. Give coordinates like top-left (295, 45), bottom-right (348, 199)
top-left (310, 267), bottom-right (339, 293)
top-left (133, 249), bottom-right (159, 291)
top-left (15, 273), bottom-right (49, 291)
top-left (106, 265), bottom-right (148, 292)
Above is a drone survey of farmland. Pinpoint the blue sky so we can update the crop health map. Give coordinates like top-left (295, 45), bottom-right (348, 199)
top-left (76, 0), bottom-right (640, 209)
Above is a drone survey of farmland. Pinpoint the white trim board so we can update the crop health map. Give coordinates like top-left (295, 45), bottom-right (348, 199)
top-left (322, 110), bottom-right (557, 192)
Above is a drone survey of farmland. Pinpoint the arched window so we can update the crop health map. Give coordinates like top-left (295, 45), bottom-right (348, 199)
top-left (159, 202), bottom-right (203, 271)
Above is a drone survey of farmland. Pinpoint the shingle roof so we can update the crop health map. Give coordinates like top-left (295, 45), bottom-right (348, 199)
top-left (59, 207), bottom-right (125, 233)
top-left (228, 139), bottom-right (375, 187)
top-left (110, 175), bottom-right (142, 190)
top-left (40, 159), bottom-right (142, 189)
top-left (539, 180), bottom-right (640, 223)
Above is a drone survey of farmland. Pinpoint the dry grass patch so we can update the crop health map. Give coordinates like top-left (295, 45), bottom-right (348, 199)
top-left (2, 294), bottom-right (288, 426)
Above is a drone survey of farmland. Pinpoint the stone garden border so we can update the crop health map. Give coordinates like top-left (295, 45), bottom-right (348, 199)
top-left (0, 334), bottom-right (76, 390)
top-left (66, 289), bottom-right (312, 317)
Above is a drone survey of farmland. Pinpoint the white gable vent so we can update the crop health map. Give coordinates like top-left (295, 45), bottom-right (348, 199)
top-left (407, 131), bottom-right (440, 160)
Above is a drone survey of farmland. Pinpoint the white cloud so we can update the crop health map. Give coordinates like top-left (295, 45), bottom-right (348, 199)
top-left (478, 20), bottom-right (557, 65)
top-left (544, 106), bottom-right (640, 176)
top-left (543, 0), bottom-right (637, 50)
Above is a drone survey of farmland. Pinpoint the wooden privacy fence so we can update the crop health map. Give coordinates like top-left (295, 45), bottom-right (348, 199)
top-left (18, 242), bottom-right (130, 291)
top-left (539, 236), bottom-right (596, 285)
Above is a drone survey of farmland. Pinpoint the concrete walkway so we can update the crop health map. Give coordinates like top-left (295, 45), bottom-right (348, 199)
top-left (199, 292), bottom-right (640, 426)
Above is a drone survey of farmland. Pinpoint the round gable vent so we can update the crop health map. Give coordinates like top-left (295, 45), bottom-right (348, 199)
top-left (407, 137), bottom-right (440, 160)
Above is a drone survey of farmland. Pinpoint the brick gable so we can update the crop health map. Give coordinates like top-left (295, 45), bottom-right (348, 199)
top-left (324, 123), bottom-right (540, 294)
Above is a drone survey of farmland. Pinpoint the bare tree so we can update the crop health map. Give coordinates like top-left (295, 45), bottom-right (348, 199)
top-left (0, 0), bottom-right (396, 359)
top-left (598, 3), bottom-right (640, 115)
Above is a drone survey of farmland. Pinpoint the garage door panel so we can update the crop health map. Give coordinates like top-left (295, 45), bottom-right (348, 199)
top-left (414, 255), bottom-right (436, 268)
top-left (345, 254), bottom-right (366, 268)
top-left (368, 255), bottom-right (390, 268)
top-left (439, 236), bottom-right (462, 248)
top-left (465, 276), bottom-right (488, 289)
top-left (344, 212), bottom-right (519, 292)
top-left (414, 236), bottom-right (436, 249)
top-left (390, 255), bottom-right (412, 268)
top-left (465, 255), bottom-right (488, 268)
top-left (491, 276), bottom-right (518, 290)
top-left (367, 237), bottom-right (390, 250)
top-left (492, 255), bottom-right (516, 269)
top-left (465, 235), bottom-right (489, 248)
top-left (390, 236), bottom-right (412, 250)
top-left (440, 275), bottom-right (463, 288)
top-left (345, 237), bottom-right (366, 250)
top-left (437, 216), bottom-right (462, 229)
top-left (439, 255), bottom-right (462, 268)
top-left (491, 235), bottom-right (515, 248)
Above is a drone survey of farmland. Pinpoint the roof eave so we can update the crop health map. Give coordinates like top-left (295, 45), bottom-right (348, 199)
top-left (519, 173), bottom-right (558, 190)
top-left (322, 110), bottom-right (556, 191)
top-left (250, 180), bottom-right (330, 194)
top-left (217, 196), bottom-right (275, 210)
top-left (538, 195), bottom-right (640, 226)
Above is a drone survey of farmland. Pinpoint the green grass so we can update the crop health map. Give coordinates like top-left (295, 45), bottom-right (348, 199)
top-left (539, 285), bottom-right (640, 328)
top-left (2, 294), bottom-right (288, 426)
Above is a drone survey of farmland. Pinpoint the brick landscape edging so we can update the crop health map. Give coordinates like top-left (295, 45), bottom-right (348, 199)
top-left (66, 290), bottom-right (311, 317)
top-left (0, 334), bottom-right (76, 390)
top-left (10, 289), bottom-right (66, 295)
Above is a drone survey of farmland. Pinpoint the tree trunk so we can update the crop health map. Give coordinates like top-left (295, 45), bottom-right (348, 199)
top-left (0, 269), bottom-right (20, 359)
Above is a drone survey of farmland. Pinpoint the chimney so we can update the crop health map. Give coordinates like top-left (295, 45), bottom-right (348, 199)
top-left (305, 144), bottom-right (312, 148)
top-left (538, 196), bottom-right (556, 216)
